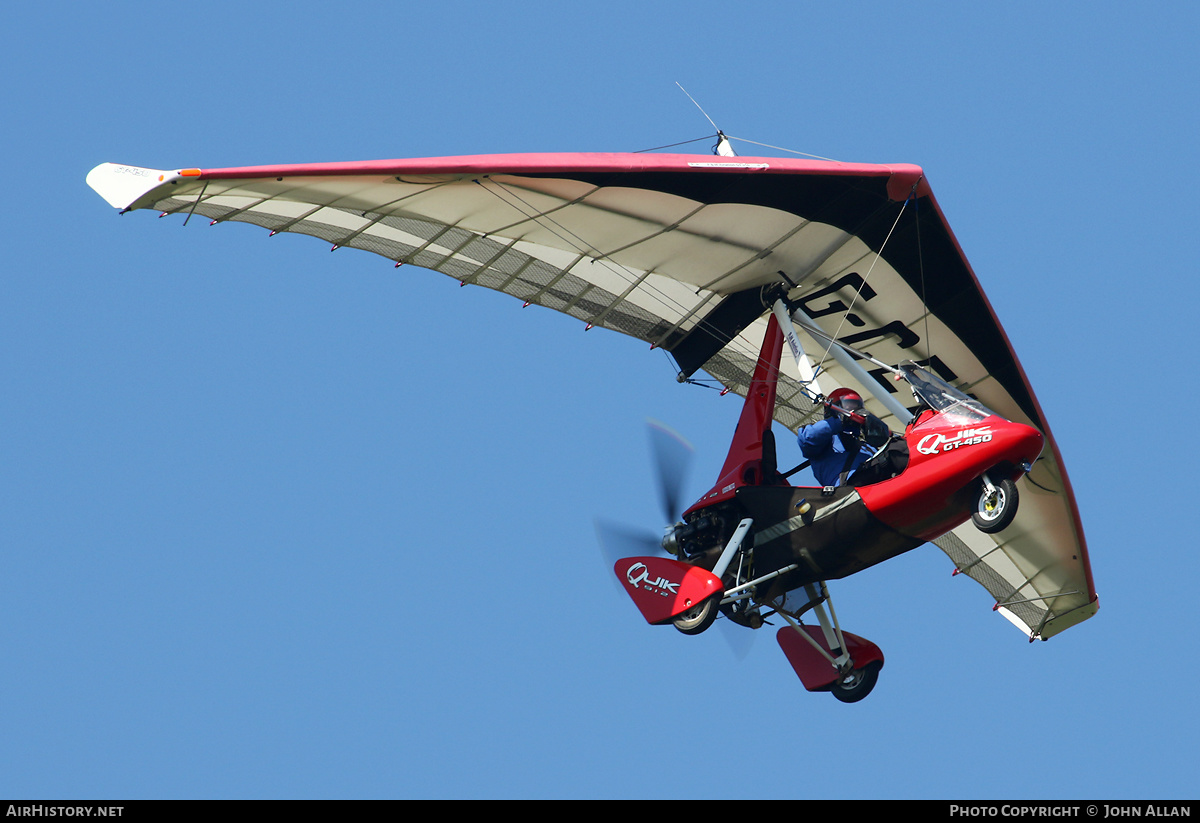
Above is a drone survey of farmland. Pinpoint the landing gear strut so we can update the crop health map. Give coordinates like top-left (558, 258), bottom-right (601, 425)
top-left (772, 582), bottom-right (885, 703)
top-left (672, 517), bottom-right (755, 636)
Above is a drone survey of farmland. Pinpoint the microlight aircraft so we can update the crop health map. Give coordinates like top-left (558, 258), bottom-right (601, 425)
top-left (87, 138), bottom-right (1097, 701)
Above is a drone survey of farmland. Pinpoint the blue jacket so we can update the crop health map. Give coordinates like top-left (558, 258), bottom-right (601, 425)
top-left (797, 418), bottom-right (876, 486)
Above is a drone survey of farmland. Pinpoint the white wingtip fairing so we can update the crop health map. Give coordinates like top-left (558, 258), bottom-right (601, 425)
top-left (996, 605), bottom-right (1037, 640)
top-left (86, 163), bottom-right (181, 210)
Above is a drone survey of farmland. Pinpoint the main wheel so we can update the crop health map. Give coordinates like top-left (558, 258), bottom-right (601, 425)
top-left (972, 478), bottom-right (1018, 534)
top-left (830, 661), bottom-right (881, 703)
top-left (673, 594), bottom-right (721, 635)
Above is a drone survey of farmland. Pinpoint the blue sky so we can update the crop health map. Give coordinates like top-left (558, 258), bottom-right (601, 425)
top-left (2, 0), bottom-right (1197, 799)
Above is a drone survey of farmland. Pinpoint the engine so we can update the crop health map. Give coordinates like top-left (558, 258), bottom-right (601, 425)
top-left (661, 503), bottom-right (744, 562)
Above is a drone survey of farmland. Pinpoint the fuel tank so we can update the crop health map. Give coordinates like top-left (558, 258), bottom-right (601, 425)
top-left (736, 484), bottom-right (920, 601)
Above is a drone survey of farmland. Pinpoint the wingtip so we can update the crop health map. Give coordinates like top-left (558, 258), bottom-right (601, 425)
top-left (86, 162), bottom-right (180, 210)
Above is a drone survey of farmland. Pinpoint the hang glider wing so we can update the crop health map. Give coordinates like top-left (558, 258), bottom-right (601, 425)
top-left (86, 152), bottom-right (1096, 640)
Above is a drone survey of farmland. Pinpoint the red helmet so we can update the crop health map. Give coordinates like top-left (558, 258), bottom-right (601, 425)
top-left (825, 387), bottom-right (864, 419)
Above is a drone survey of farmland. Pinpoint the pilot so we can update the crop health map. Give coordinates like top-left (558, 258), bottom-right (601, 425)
top-left (798, 388), bottom-right (887, 487)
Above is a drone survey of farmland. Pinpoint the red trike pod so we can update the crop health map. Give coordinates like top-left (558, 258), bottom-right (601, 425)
top-left (776, 625), bottom-right (885, 692)
top-left (613, 556), bottom-right (723, 625)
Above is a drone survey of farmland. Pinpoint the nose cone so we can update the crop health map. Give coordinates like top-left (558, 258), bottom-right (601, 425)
top-left (1016, 423), bottom-right (1044, 464)
top-left (995, 420), bottom-right (1044, 467)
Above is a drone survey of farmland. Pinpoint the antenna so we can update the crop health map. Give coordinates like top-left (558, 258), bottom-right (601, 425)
top-left (676, 83), bottom-right (736, 156)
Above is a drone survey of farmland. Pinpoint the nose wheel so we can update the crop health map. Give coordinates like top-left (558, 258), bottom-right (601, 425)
top-left (972, 477), bottom-right (1018, 533)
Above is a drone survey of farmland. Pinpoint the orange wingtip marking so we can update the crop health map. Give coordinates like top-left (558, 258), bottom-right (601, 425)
top-left (180, 168), bottom-right (202, 177)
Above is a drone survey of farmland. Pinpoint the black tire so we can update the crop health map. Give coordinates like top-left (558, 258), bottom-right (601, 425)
top-left (972, 478), bottom-right (1019, 534)
top-left (830, 661), bottom-right (881, 703)
top-left (673, 594), bottom-right (721, 635)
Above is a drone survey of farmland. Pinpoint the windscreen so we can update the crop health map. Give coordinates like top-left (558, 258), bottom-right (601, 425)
top-left (902, 364), bottom-right (999, 426)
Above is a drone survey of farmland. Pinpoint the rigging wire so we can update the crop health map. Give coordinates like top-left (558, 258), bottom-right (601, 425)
top-left (634, 134), bottom-right (718, 153)
top-left (915, 188), bottom-right (932, 360)
top-left (475, 172), bottom-right (922, 427)
top-left (471, 119), bottom-right (823, 376)
top-left (723, 135), bottom-right (840, 163)
top-left (813, 194), bottom-right (914, 376)
top-left (474, 176), bottom-right (799, 390)
top-left (471, 177), bottom-right (814, 414)
top-left (177, 139), bottom-right (922, 425)
top-left (475, 157), bottom-right (828, 358)
top-left (167, 153), bottom-right (825, 417)
top-left (189, 164), bottom-right (880, 429)
top-left (473, 179), bottom-right (706, 328)
top-left (675, 82), bottom-right (721, 132)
